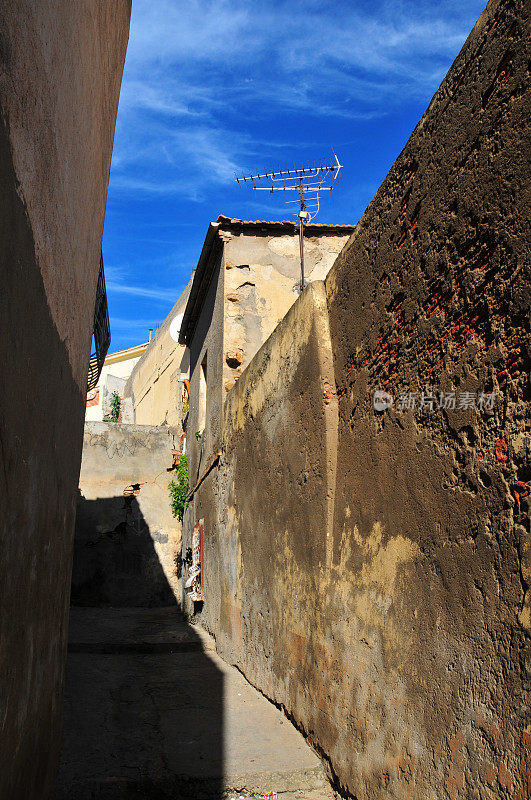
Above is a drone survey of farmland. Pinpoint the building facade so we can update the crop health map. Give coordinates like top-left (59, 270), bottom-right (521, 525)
top-left (86, 341), bottom-right (148, 422)
top-left (123, 278), bottom-right (192, 427)
top-left (179, 215), bottom-right (354, 492)
top-left (0, 3), bottom-right (130, 799)
top-left (178, 2), bottom-right (530, 798)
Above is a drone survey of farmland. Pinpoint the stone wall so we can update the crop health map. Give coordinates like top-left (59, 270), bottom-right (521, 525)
top-left (322, 0), bottom-right (530, 794)
top-left (74, 423), bottom-right (182, 607)
top-left (185, 225), bottom-right (352, 515)
top-left (184, 1), bottom-right (530, 797)
top-left (0, 4), bottom-right (130, 799)
top-left (185, 280), bottom-right (337, 634)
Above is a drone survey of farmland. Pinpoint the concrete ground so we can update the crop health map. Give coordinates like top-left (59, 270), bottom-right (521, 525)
top-left (53, 607), bottom-right (334, 800)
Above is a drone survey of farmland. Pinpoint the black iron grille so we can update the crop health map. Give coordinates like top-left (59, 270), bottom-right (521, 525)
top-left (87, 253), bottom-right (111, 392)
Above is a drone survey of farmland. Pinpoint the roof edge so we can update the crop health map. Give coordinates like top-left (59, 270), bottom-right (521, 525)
top-left (105, 342), bottom-right (149, 361)
top-left (178, 214), bottom-right (355, 346)
top-left (216, 214), bottom-right (355, 233)
top-left (178, 222), bottom-right (221, 345)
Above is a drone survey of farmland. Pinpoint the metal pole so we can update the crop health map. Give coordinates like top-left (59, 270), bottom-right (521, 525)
top-left (299, 216), bottom-right (304, 293)
top-left (298, 179), bottom-right (305, 293)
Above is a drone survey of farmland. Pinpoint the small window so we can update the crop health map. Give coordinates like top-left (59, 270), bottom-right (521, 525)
top-left (198, 354), bottom-right (207, 432)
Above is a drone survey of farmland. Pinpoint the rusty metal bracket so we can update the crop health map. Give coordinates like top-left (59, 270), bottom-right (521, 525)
top-left (186, 451), bottom-right (222, 502)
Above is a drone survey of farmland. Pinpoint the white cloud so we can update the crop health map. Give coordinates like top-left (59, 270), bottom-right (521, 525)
top-left (107, 282), bottom-right (178, 302)
top-left (123, 0), bottom-right (482, 108)
top-left (110, 0), bottom-right (485, 199)
top-left (104, 0), bottom-right (485, 351)
top-left (110, 317), bottom-right (158, 330)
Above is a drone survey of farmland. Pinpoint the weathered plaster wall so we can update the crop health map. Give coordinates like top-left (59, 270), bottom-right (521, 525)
top-left (0, 4), bottom-right (130, 799)
top-left (322, 1), bottom-right (530, 795)
top-left (223, 231), bottom-right (350, 393)
top-left (74, 423), bottom-right (181, 607)
top-left (124, 279), bottom-right (192, 426)
top-left (189, 281), bottom-right (338, 651)
top-left (184, 1), bottom-right (530, 797)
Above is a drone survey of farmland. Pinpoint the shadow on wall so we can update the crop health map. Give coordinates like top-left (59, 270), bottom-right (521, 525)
top-left (54, 496), bottom-right (224, 799)
top-left (71, 492), bottom-right (178, 607)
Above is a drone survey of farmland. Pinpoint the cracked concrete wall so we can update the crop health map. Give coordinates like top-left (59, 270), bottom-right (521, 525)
top-left (223, 231), bottom-right (350, 393)
top-left (0, 4), bottom-right (130, 799)
top-left (322, 1), bottom-right (530, 795)
top-left (185, 1), bottom-right (530, 798)
top-left (74, 423), bottom-right (182, 607)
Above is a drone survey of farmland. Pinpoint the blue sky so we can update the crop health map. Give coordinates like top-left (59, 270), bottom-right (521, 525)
top-left (103, 0), bottom-right (486, 352)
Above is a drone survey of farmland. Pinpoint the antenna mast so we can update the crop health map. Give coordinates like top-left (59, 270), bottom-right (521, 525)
top-left (236, 153), bottom-right (342, 293)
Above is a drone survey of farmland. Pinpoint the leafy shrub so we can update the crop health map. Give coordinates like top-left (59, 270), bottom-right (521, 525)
top-left (110, 391), bottom-right (121, 422)
top-left (103, 391), bottom-right (121, 423)
top-left (169, 455), bottom-right (189, 521)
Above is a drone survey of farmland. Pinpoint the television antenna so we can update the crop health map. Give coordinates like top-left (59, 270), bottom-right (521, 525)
top-left (235, 153), bottom-right (342, 292)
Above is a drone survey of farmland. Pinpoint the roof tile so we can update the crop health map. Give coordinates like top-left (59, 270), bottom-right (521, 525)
top-left (216, 214), bottom-right (354, 230)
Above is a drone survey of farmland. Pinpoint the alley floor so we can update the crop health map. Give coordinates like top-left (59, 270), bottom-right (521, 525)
top-left (53, 607), bottom-right (333, 800)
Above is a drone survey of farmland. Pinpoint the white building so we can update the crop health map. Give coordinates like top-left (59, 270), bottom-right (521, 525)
top-left (86, 342), bottom-right (148, 422)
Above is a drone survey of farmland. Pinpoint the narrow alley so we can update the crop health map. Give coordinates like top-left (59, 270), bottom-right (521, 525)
top-left (53, 605), bottom-right (332, 799)
top-left (52, 423), bottom-right (333, 799)
top-left (2, 3), bottom-right (528, 800)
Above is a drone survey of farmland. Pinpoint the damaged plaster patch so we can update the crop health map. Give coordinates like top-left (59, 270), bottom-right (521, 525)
top-left (267, 237), bottom-right (301, 259)
top-left (338, 522), bottom-right (421, 627)
top-left (359, 528), bottom-right (420, 589)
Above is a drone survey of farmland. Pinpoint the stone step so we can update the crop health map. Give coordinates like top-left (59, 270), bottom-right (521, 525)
top-left (67, 605), bottom-right (216, 652)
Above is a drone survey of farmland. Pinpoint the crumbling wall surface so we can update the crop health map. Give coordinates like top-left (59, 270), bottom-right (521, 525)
top-left (74, 423), bottom-right (181, 607)
top-left (193, 1), bottom-right (530, 798)
top-left (223, 232), bottom-right (350, 393)
top-left (196, 280), bottom-right (338, 669)
top-left (0, 4), bottom-right (130, 799)
top-left (322, 0), bottom-right (529, 797)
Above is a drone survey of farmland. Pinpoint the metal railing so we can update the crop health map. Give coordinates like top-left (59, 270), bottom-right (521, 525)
top-left (87, 253), bottom-right (111, 392)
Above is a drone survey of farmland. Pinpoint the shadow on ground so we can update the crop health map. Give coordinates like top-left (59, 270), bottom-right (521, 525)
top-left (53, 495), bottom-right (224, 800)
top-left (54, 493), bottom-right (327, 800)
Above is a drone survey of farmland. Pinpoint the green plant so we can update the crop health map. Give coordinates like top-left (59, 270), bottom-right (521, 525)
top-left (110, 391), bottom-right (121, 422)
top-left (195, 430), bottom-right (202, 441)
top-left (168, 455), bottom-right (189, 522)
